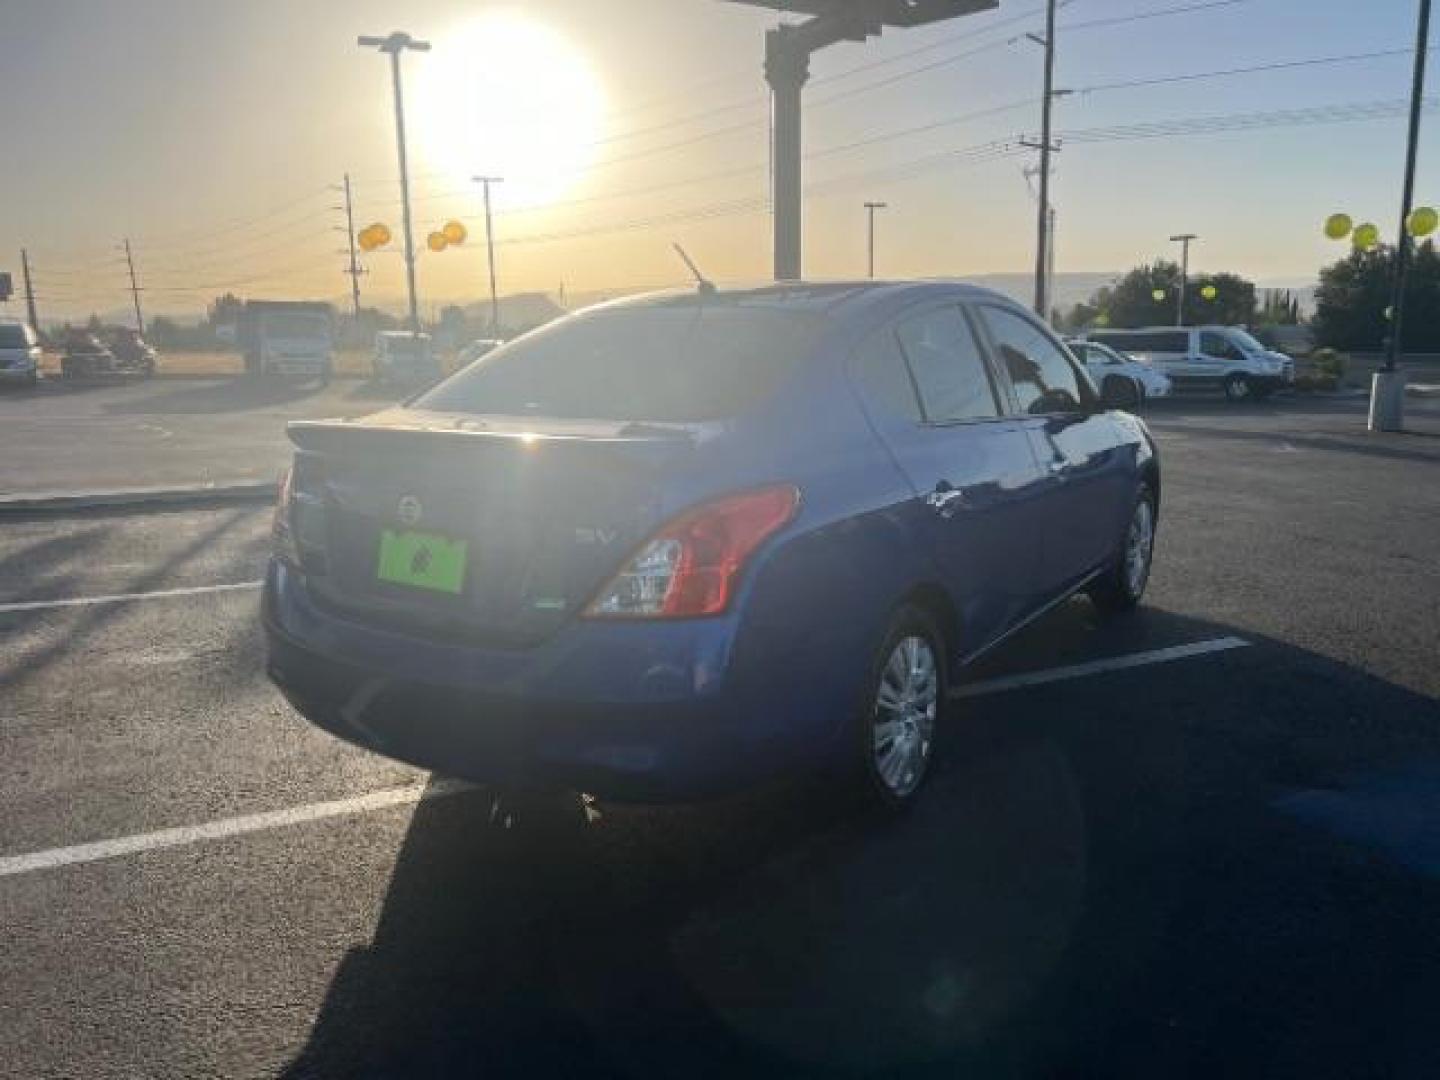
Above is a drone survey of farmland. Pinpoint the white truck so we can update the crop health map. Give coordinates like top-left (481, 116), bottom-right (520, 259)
top-left (239, 301), bottom-right (334, 380)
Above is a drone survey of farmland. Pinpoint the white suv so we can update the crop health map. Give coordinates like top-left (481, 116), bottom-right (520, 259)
top-left (0, 321), bottom-right (41, 388)
top-left (1080, 326), bottom-right (1294, 402)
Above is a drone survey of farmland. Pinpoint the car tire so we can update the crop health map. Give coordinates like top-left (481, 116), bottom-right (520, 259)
top-left (1102, 375), bottom-right (1141, 410)
top-left (1223, 373), bottom-right (1252, 402)
top-left (1089, 483), bottom-right (1156, 614)
top-left (852, 604), bottom-right (947, 811)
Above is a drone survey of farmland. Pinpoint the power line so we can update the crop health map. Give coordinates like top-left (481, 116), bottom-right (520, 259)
top-left (1075, 46), bottom-right (1427, 96)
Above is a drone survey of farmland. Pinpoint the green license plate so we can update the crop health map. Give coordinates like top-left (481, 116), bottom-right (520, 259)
top-left (376, 529), bottom-right (468, 595)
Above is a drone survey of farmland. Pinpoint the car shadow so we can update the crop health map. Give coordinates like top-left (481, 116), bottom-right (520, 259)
top-left (0, 507), bottom-right (260, 694)
top-left (99, 377), bottom-right (329, 415)
top-left (282, 611), bottom-right (1440, 1079)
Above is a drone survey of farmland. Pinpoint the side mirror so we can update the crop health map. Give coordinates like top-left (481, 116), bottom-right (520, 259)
top-left (1100, 379), bottom-right (1133, 410)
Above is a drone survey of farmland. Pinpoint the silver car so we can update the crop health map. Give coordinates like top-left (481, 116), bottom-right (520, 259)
top-left (1066, 338), bottom-right (1172, 408)
top-left (0, 321), bottom-right (41, 388)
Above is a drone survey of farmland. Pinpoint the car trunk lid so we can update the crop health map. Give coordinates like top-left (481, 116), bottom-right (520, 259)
top-left (287, 408), bottom-right (703, 646)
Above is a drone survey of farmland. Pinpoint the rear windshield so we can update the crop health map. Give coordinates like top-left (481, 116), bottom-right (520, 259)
top-left (416, 304), bottom-right (822, 421)
top-left (0, 325), bottom-right (33, 349)
top-left (383, 336), bottom-right (429, 356)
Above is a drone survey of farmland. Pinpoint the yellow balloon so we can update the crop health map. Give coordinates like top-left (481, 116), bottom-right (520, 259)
top-left (370, 223), bottom-right (392, 247)
top-left (1407, 206), bottom-right (1438, 238)
top-left (1352, 222), bottom-right (1380, 251)
top-left (1324, 213), bottom-right (1353, 241)
top-left (1151, 288), bottom-right (1166, 302)
top-left (427, 231), bottom-right (448, 253)
top-left (442, 220), bottom-right (467, 245)
top-left (1200, 284), bottom-right (1218, 301)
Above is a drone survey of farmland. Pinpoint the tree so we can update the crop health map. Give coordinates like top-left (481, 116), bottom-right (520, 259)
top-left (1103, 261), bottom-right (1183, 328)
top-left (205, 292), bottom-right (244, 330)
top-left (1196, 272), bottom-right (1258, 327)
top-left (1259, 289), bottom-right (1301, 326)
top-left (147, 316), bottom-right (181, 348)
top-left (1066, 262), bottom-right (1257, 329)
top-left (1313, 240), bottom-right (1440, 351)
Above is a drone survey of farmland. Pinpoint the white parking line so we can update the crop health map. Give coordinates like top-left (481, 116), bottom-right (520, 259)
top-left (954, 635), bottom-right (1250, 698)
top-left (0, 635), bottom-right (1250, 880)
top-left (0, 779), bottom-right (472, 879)
top-left (0, 581), bottom-right (262, 614)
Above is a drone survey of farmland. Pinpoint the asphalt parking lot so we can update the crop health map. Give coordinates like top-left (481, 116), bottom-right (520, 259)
top-left (1, 393), bottom-right (1438, 1077)
top-left (0, 377), bottom-right (385, 496)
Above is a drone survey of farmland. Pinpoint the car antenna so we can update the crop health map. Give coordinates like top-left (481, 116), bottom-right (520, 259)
top-left (672, 243), bottom-right (716, 297)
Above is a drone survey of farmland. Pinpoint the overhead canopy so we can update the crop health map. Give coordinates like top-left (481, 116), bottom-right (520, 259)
top-left (722, 0), bottom-right (997, 30)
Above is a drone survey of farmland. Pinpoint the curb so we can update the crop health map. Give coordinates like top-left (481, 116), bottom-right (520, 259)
top-left (0, 481), bottom-right (277, 517)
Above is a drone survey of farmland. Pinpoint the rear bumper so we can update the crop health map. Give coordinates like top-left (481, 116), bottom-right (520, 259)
top-left (262, 560), bottom-right (816, 801)
top-left (266, 359), bottom-right (329, 375)
top-left (0, 365), bottom-right (37, 381)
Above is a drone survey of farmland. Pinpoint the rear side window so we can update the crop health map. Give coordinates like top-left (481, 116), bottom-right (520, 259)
top-left (979, 306), bottom-right (1086, 416)
top-left (893, 306), bottom-right (999, 422)
top-left (0, 325), bottom-right (31, 349)
top-left (417, 305), bottom-right (822, 421)
top-left (853, 332), bottom-right (921, 422)
top-left (1094, 331), bottom-right (1186, 353)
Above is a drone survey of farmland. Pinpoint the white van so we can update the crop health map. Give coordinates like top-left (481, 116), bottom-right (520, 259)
top-left (1080, 326), bottom-right (1294, 402)
top-left (373, 330), bottom-right (439, 384)
top-left (0, 320), bottom-right (41, 388)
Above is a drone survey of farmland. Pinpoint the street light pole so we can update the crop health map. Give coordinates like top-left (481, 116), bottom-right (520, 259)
top-left (1170, 233), bottom-right (1197, 326)
top-left (358, 31), bottom-right (431, 340)
top-left (1385, 0), bottom-right (1431, 377)
top-left (473, 176), bottom-right (504, 334)
top-left (864, 201), bottom-right (887, 278)
top-left (1372, 0), bottom-right (1431, 431)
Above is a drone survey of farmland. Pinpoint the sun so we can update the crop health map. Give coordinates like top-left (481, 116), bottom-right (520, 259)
top-left (411, 14), bottom-right (605, 209)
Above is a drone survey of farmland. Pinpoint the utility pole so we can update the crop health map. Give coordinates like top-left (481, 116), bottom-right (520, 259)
top-left (20, 248), bottom-right (40, 333)
top-left (1031, 0), bottom-right (1058, 318)
top-left (1372, 0), bottom-right (1432, 432)
top-left (1170, 233), bottom-right (1197, 326)
top-left (338, 173), bottom-right (364, 319)
top-left (359, 31), bottom-right (430, 339)
top-left (122, 238), bottom-right (144, 335)
top-left (473, 176), bottom-right (503, 334)
top-left (864, 201), bottom-right (887, 278)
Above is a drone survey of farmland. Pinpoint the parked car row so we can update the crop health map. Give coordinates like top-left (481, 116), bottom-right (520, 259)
top-left (1075, 325), bottom-right (1295, 402)
top-left (0, 321), bottom-right (159, 387)
top-left (373, 332), bottom-right (505, 385)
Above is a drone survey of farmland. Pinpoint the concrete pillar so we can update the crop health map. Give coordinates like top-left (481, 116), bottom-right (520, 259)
top-left (766, 28), bottom-right (809, 282)
top-left (1368, 370), bottom-right (1406, 432)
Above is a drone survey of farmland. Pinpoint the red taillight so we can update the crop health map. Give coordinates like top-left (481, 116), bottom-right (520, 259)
top-left (585, 485), bottom-right (800, 619)
top-left (272, 465), bottom-right (298, 562)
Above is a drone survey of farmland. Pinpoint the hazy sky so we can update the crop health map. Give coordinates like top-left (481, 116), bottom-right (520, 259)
top-left (1, 0), bottom-right (1434, 319)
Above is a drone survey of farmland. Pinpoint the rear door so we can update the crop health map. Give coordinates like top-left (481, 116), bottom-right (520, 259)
top-left (850, 302), bottom-right (1046, 653)
top-left (973, 303), bottom-right (1134, 593)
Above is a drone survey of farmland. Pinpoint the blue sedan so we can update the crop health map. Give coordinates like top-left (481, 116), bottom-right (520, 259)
top-left (263, 283), bottom-right (1159, 807)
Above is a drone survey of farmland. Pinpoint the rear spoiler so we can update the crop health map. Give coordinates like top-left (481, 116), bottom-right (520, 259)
top-left (286, 416), bottom-right (703, 457)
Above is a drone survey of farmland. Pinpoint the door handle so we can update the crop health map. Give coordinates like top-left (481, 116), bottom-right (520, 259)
top-left (925, 482), bottom-right (966, 519)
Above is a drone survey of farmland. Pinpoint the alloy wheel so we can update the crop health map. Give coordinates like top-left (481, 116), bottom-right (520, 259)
top-left (871, 635), bottom-right (938, 798)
